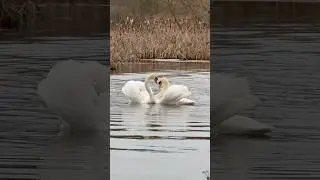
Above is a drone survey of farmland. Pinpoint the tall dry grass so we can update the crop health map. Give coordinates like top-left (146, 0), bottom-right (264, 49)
top-left (110, 0), bottom-right (209, 69)
top-left (0, 0), bottom-right (37, 30)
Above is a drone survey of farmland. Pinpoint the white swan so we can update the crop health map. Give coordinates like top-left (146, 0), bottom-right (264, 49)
top-left (154, 77), bottom-right (195, 105)
top-left (121, 73), bottom-right (159, 104)
top-left (37, 60), bottom-right (108, 132)
top-left (211, 73), bottom-right (274, 135)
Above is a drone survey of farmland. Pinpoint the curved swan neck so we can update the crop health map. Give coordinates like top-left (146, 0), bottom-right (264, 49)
top-left (157, 78), bottom-right (170, 98)
top-left (161, 78), bottom-right (170, 89)
top-left (144, 77), bottom-right (154, 99)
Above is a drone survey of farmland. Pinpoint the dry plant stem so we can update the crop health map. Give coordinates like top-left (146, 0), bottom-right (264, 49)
top-left (0, 0), bottom-right (36, 30)
top-left (166, 0), bottom-right (182, 32)
top-left (110, 16), bottom-right (209, 68)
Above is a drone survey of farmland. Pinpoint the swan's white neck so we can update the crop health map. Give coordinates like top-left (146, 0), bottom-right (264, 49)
top-left (157, 78), bottom-right (170, 100)
top-left (144, 78), bottom-right (155, 102)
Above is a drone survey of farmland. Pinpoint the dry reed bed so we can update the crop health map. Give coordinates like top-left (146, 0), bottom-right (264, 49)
top-left (110, 16), bottom-right (209, 69)
top-left (0, 0), bottom-right (37, 30)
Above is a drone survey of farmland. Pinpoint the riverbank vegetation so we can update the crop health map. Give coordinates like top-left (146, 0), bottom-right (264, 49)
top-left (0, 0), bottom-right (37, 30)
top-left (110, 0), bottom-right (209, 70)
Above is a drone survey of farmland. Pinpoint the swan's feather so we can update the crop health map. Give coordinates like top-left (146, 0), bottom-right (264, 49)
top-left (37, 60), bottom-right (107, 132)
top-left (211, 95), bottom-right (260, 127)
top-left (209, 73), bottom-right (273, 135)
top-left (160, 85), bottom-right (192, 105)
top-left (211, 74), bottom-right (252, 110)
top-left (122, 80), bottom-right (150, 104)
top-left (177, 98), bottom-right (195, 105)
top-left (210, 73), bottom-right (260, 126)
top-left (217, 115), bottom-right (273, 135)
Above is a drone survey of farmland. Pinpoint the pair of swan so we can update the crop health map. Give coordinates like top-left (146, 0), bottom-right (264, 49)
top-left (37, 60), bottom-right (273, 135)
top-left (121, 73), bottom-right (195, 105)
top-left (122, 73), bottom-right (273, 135)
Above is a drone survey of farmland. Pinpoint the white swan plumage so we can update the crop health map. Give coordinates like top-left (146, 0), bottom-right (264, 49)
top-left (37, 60), bottom-right (108, 132)
top-left (218, 115), bottom-right (273, 135)
top-left (155, 77), bottom-right (195, 105)
top-left (211, 73), bottom-right (274, 135)
top-left (121, 73), bottom-right (158, 104)
top-left (122, 74), bottom-right (195, 105)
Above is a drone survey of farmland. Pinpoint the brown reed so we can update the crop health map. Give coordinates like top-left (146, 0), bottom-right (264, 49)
top-left (0, 0), bottom-right (37, 30)
top-left (110, 0), bottom-right (209, 70)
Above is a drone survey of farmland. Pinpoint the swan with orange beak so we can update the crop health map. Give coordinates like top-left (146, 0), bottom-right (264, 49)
top-left (153, 76), bottom-right (195, 105)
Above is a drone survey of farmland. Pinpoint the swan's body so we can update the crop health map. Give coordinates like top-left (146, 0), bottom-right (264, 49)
top-left (211, 73), bottom-right (273, 135)
top-left (121, 80), bottom-right (150, 104)
top-left (155, 77), bottom-right (195, 105)
top-left (37, 60), bottom-right (108, 132)
top-left (121, 73), bottom-right (158, 104)
top-left (217, 115), bottom-right (273, 135)
top-left (122, 74), bottom-right (195, 105)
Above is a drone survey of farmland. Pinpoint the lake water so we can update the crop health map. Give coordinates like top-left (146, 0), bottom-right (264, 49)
top-left (110, 72), bottom-right (210, 180)
top-left (0, 35), bottom-right (209, 179)
top-left (0, 35), bottom-right (108, 179)
top-left (212, 24), bottom-right (320, 179)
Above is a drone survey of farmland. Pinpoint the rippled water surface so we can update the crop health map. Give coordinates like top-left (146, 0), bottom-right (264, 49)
top-left (0, 35), bottom-right (107, 179)
top-left (212, 24), bottom-right (320, 179)
top-left (110, 72), bottom-right (210, 180)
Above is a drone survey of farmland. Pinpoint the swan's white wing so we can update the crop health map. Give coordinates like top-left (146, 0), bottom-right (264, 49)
top-left (211, 95), bottom-right (260, 127)
top-left (80, 61), bottom-right (108, 94)
top-left (160, 85), bottom-right (191, 105)
top-left (217, 115), bottom-right (273, 135)
top-left (122, 81), bottom-right (149, 104)
top-left (45, 60), bottom-right (108, 95)
top-left (177, 98), bottom-right (195, 105)
top-left (211, 74), bottom-right (260, 126)
top-left (37, 60), bottom-right (106, 131)
top-left (211, 74), bottom-right (253, 109)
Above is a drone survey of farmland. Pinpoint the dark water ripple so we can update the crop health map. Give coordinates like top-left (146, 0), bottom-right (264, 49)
top-left (110, 73), bottom-right (210, 180)
top-left (212, 24), bottom-right (320, 180)
top-left (0, 35), bottom-right (107, 179)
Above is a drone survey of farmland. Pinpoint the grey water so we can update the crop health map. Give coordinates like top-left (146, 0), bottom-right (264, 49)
top-left (212, 24), bottom-right (320, 179)
top-left (110, 72), bottom-right (210, 180)
top-left (0, 35), bottom-right (107, 179)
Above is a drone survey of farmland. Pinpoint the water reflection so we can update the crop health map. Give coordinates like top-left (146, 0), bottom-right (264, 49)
top-left (111, 104), bottom-right (209, 141)
top-left (40, 133), bottom-right (108, 180)
top-left (110, 72), bottom-right (210, 180)
top-left (212, 22), bottom-right (320, 179)
top-left (0, 36), bottom-right (107, 179)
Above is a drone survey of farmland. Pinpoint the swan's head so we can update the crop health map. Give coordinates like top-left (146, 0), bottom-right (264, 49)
top-left (147, 73), bottom-right (165, 85)
top-left (155, 77), bottom-right (170, 89)
top-left (147, 73), bottom-right (158, 80)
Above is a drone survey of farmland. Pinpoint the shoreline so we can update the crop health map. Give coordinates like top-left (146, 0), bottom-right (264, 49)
top-left (110, 59), bottom-right (210, 74)
top-left (138, 59), bottom-right (209, 63)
